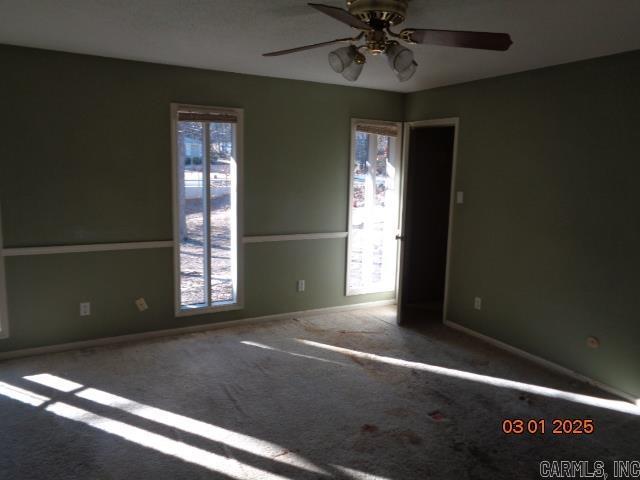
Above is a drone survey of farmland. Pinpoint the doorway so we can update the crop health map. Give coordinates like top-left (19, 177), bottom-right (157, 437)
top-left (397, 119), bottom-right (458, 325)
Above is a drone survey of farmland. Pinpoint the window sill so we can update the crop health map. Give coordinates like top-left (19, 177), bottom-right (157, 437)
top-left (346, 288), bottom-right (395, 297)
top-left (175, 302), bottom-right (243, 318)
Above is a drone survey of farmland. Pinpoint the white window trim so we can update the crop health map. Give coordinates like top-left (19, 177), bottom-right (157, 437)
top-left (171, 103), bottom-right (244, 317)
top-left (0, 202), bottom-right (9, 339)
top-left (346, 118), bottom-right (403, 297)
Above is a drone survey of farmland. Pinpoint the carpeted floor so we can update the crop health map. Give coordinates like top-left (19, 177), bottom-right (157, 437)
top-left (0, 306), bottom-right (638, 479)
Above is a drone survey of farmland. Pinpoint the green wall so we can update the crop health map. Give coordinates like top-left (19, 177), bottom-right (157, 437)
top-left (406, 50), bottom-right (640, 398)
top-left (2, 44), bottom-right (639, 400)
top-left (0, 45), bottom-right (402, 352)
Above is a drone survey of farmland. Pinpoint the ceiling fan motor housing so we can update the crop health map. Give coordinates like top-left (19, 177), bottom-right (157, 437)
top-left (347, 0), bottom-right (409, 27)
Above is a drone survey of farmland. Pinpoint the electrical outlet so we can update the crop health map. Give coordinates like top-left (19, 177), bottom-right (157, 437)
top-left (474, 297), bottom-right (482, 310)
top-left (297, 280), bottom-right (305, 292)
top-left (80, 302), bottom-right (91, 316)
top-left (135, 297), bottom-right (148, 312)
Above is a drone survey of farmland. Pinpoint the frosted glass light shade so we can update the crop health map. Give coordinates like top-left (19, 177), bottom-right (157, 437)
top-left (396, 60), bottom-right (418, 82)
top-left (386, 43), bottom-right (415, 74)
top-left (342, 60), bottom-right (364, 81)
top-left (328, 46), bottom-right (357, 73)
top-left (329, 45), bottom-right (365, 81)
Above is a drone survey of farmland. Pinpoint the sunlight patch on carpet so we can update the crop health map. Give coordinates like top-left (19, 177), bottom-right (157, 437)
top-left (24, 373), bottom-right (328, 476)
top-left (1, 380), bottom-right (296, 480)
top-left (297, 339), bottom-right (640, 416)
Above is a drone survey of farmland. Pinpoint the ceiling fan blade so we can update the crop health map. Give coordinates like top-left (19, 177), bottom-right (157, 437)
top-left (308, 3), bottom-right (372, 31)
top-left (263, 38), bottom-right (352, 57)
top-left (402, 29), bottom-right (513, 51)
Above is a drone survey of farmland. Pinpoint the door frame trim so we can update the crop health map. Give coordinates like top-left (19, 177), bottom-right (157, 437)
top-left (397, 118), bottom-right (460, 324)
top-left (0, 202), bottom-right (9, 339)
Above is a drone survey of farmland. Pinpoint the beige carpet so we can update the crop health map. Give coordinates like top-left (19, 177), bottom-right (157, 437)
top-left (0, 306), bottom-right (638, 479)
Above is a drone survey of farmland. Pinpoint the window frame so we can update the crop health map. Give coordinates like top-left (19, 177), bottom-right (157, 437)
top-left (0, 202), bottom-right (9, 339)
top-left (346, 118), bottom-right (403, 297)
top-left (171, 103), bottom-right (244, 317)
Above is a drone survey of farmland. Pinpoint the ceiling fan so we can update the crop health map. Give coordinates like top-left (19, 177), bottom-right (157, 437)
top-left (263, 0), bottom-right (513, 82)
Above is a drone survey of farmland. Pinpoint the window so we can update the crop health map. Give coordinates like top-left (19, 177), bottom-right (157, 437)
top-left (0, 203), bottom-right (8, 338)
top-left (346, 119), bottom-right (402, 295)
top-left (172, 105), bottom-right (243, 315)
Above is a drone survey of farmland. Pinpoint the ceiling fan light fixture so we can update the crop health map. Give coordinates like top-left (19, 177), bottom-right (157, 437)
top-left (386, 42), bottom-right (415, 74)
top-left (328, 45), bottom-right (366, 81)
top-left (341, 58), bottom-right (365, 81)
top-left (328, 45), bottom-right (357, 73)
top-left (396, 60), bottom-right (418, 82)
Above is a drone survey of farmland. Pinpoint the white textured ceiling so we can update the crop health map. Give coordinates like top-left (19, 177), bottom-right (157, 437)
top-left (1, 0), bottom-right (640, 93)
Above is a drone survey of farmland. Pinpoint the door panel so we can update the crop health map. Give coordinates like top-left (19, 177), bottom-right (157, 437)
top-left (347, 121), bottom-right (402, 296)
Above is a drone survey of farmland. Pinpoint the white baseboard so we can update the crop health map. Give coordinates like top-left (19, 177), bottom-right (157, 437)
top-left (0, 300), bottom-right (395, 361)
top-left (444, 319), bottom-right (637, 404)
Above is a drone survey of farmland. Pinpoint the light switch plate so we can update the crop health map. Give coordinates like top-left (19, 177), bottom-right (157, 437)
top-left (474, 297), bottom-right (482, 310)
top-left (456, 191), bottom-right (464, 204)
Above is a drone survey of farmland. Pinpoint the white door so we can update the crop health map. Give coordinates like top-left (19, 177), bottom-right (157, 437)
top-left (346, 119), bottom-right (403, 298)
